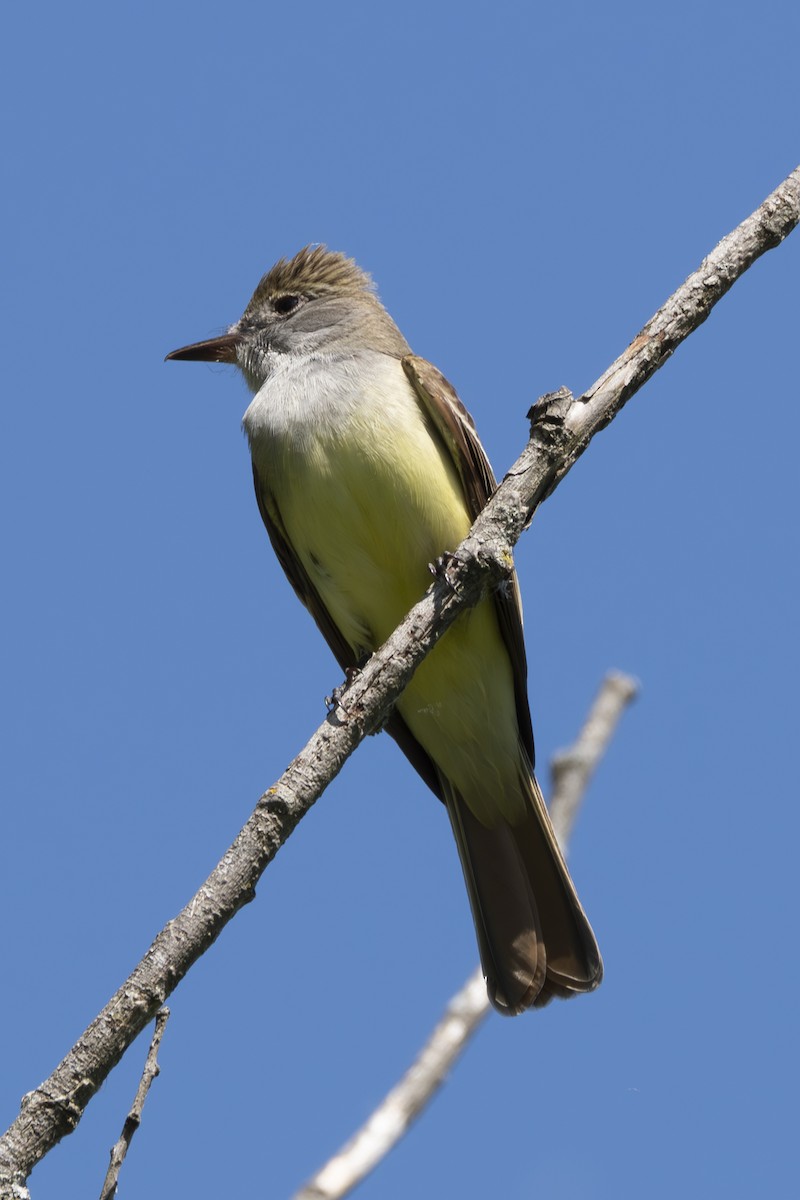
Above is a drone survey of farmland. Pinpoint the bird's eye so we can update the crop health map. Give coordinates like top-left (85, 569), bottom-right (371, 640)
top-left (273, 294), bottom-right (302, 315)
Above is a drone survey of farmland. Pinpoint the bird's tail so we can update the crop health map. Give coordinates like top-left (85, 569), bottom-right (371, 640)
top-left (443, 767), bottom-right (602, 1014)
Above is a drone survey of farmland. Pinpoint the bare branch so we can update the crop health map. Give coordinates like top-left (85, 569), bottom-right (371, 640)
top-left (294, 968), bottom-right (488, 1200)
top-left (292, 671), bottom-right (638, 1200)
top-left (98, 1008), bottom-right (169, 1200)
top-left (549, 672), bottom-right (639, 848)
top-left (1, 167), bottom-right (797, 1197)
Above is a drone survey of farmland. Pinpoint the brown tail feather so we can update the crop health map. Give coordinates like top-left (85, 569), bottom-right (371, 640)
top-left (444, 772), bottom-right (602, 1015)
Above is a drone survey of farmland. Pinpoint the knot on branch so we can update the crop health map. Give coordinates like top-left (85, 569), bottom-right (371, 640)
top-left (23, 1079), bottom-right (95, 1133)
top-left (526, 386), bottom-right (574, 450)
top-left (475, 540), bottom-right (515, 584)
top-left (257, 785), bottom-right (293, 821)
top-left (431, 542), bottom-right (514, 607)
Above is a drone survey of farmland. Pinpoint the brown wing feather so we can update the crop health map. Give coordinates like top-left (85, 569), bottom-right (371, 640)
top-left (401, 354), bottom-right (535, 766)
top-left (251, 462), bottom-right (444, 799)
top-left (252, 367), bottom-right (601, 1011)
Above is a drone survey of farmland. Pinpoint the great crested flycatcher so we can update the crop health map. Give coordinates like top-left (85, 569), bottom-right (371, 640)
top-left (167, 246), bottom-right (602, 1014)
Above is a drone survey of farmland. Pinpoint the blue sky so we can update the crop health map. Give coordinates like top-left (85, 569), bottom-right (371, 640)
top-left (2, 2), bottom-right (798, 1197)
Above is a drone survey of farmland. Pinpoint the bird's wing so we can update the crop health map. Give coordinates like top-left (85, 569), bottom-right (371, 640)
top-left (251, 462), bottom-right (444, 798)
top-left (251, 464), bottom-right (353, 671)
top-left (401, 354), bottom-right (535, 765)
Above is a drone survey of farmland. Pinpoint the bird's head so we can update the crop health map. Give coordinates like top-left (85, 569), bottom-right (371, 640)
top-left (166, 245), bottom-right (409, 390)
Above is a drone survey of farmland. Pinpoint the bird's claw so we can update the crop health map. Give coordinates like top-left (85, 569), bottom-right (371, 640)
top-left (325, 666), bottom-right (361, 715)
top-left (428, 550), bottom-right (462, 588)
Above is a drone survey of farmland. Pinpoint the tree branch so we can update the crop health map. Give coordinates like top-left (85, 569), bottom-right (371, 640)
top-left (98, 1007), bottom-right (169, 1200)
top-left (1, 166), bottom-right (797, 1197)
top-left (291, 671), bottom-right (638, 1200)
top-left (549, 671), bottom-right (638, 848)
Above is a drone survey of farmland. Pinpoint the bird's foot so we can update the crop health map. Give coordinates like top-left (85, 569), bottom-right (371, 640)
top-left (325, 666), bottom-right (361, 716)
top-left (428, 550), bottom-right (462, 589)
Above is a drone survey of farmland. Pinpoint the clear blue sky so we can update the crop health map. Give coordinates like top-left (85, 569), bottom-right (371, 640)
top-left (3, 3), bottom-right (798, 1197)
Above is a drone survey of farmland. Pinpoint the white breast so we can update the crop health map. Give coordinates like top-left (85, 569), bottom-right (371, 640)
top-left (242, 350), bottom-right (414, 461)
top-left (240, 348), bottom-right (472, 652)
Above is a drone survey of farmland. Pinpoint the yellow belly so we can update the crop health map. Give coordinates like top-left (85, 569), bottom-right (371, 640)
top-left (257, 367), bottom-right (524, 824)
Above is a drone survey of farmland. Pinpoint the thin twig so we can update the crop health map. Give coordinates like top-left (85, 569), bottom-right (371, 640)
top-left (549, 672), bottom-right (639, 848)
top-left (294, 968), bottom-right (488, 1200)
top-left (292, 671), bottom-right (638, 1200)
top-left (99, 1008), bottom-right (170, 1200)
top-left (1, 167), bottom-right (797, 1197)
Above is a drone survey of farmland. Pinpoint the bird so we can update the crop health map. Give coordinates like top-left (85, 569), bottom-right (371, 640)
top-left (166, 245), bottom-right (602, 1013)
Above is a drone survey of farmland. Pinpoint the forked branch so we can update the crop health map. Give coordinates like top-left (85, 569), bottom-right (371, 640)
top-left (1, 166), bottom-right (797, 1197)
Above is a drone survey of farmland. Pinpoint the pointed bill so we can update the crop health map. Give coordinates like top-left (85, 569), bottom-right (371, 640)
top-left (165, 332), bottom-right (242, 363)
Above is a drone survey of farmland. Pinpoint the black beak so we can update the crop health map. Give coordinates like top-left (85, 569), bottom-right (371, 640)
top-left (165, 331), bottom-right (242, 363)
